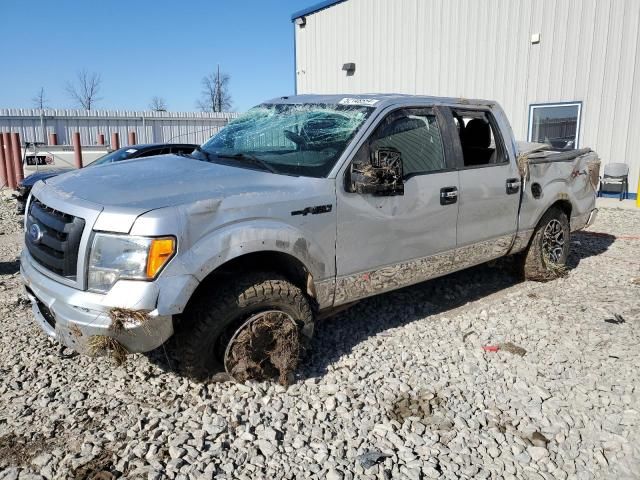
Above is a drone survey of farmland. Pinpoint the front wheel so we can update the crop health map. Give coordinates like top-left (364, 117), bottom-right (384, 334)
top-left (522, 207), bottom-right (570, 281)
top-left (173, 272), bottom-right (314, 384)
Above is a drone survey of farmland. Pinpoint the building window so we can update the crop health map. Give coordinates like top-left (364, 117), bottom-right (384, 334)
top-left (528, 102), bottom-right (582, 150)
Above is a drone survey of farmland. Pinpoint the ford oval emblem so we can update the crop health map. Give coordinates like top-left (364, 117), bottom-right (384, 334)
top-left (29, 223), bottom-right (43, 244)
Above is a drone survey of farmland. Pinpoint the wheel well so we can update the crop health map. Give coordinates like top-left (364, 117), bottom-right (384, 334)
top-left (532, 200), bottom-right (572, 232)
top-left (551, 199), bottom-right (572, 220)
top-left (189, 251), bottom-right (315, 308)
top-left (520, 199), bottom-right (574, 253)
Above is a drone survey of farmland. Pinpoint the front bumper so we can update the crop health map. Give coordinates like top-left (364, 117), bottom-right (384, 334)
top-left (20, 249), bottom-right (174, 355)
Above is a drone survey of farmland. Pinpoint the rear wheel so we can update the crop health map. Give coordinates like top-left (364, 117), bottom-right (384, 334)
top-left (523, 207), bottom-right (570, 281)
top-left (173, 272), bottom-right (314, 384)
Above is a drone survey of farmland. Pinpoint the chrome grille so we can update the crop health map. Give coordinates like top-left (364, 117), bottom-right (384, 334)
top-left (25, 198), bottom-right (85, 278)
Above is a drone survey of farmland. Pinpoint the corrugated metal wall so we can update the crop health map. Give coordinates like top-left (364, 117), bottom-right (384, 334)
top-left (295, 0), bottom-right (640, 193)
top-left (0, 109), bottom-right (240, 146)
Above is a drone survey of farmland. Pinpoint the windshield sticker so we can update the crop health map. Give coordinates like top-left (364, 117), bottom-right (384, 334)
top-left (338, 98), bottom-right (379, 106)
top-left (125, 149), bottom-right (138, 153)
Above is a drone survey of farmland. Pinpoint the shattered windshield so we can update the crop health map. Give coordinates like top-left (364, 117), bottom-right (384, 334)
top-left (199, 103), bottom-right (374, 177)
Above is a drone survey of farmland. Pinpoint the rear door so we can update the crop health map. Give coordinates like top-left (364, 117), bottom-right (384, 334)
top-left (445, 107), bottom-right (520, 256)
top-left (335, 106), bottom-right (460, 302)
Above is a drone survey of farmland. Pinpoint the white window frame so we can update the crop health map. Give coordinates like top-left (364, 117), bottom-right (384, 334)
top-left (527, 101), bottom-right (582, 149)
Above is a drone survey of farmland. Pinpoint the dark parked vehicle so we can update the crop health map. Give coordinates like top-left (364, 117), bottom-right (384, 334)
top-left (15, 143), bottom-right (197, 213)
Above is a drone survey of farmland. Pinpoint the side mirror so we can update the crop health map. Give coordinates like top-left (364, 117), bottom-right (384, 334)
top-left (347, 147), bottom-right (404, 196)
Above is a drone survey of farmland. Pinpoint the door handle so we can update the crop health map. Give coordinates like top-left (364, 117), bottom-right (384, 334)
top-left (506, 178), bottom-right (521, 194)
top-left (440, 186), bottom-right (458, 205)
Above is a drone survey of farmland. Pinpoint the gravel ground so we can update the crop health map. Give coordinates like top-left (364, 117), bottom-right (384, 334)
top-left (0, 192), bottom-right (639, 480)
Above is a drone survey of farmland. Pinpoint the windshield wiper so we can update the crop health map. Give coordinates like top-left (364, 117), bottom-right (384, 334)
top-left (214, 152), bottom-right (279, 174)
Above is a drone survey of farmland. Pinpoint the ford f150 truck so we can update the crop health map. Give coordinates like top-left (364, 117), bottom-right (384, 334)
top-left (20, 94), bottom-right (600, 382)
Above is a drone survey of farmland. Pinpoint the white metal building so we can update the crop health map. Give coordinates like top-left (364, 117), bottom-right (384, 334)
top-left (292, 0), bottom-right (640, 196)
top-left (0, 109), bottom-right (239, 146)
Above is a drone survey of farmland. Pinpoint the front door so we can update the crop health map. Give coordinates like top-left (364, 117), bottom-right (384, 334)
top-left (335, 106), bottom-right (460, 304)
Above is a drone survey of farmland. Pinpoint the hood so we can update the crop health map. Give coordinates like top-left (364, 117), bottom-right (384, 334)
top-left (43, 154), bottom-right (310, 211)
top-left (21, 168), bottom-right (74, 187)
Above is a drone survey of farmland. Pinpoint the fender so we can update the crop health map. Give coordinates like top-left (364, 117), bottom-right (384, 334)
top-left (151, 218), bottom-right (335, 314)
top-left (186, 219), bottom-right (331, 282)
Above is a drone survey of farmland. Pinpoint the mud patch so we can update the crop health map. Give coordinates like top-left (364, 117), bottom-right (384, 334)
top-left (225, 311), bottom-right (300, 386)
top-left (500, 342), bottom-right (527, 357)
top-left (544, 260), bottom-right (569, 278)
top-left (87, 335), bottom-right (128, 366)
top-left (72, 450), bottom-right (116, 480)
top-left (0, 433), bottom-right (50, 467)
top-left (69, 324), bottom-right (83, 339)
top-left (108, 308), bottom-right (151, 333)
top-left (530, 431), bottom-right (550, 447)
top-left (390, 391), bottom-right (452, 429)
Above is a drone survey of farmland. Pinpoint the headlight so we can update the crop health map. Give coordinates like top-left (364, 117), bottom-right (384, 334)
top-left (88, 233), bottom-right (176, 293)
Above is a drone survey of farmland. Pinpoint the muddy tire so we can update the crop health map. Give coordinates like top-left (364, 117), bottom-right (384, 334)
top-left (173, 272), bottom-right (314, 383)
top-left (523, 207), bottom-right (570, 281)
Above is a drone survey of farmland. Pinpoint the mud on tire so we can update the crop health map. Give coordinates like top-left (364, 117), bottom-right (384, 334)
top-left (172, 272), bottom-right (314, 384)
top-left (523, 207), bottom-right (570, 281)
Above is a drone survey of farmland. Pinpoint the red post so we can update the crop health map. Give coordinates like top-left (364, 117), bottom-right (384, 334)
top-left (97, 133), bottom-right (105, 145)
top-left (11, 132), bottom-right (24, 184)
top-left (2, 133), bottom-right (14, 189)
top-left (111, 132), bottom-right (120, 150)
top-left (72, 132), bottom-right (83, 169)
top-left (0, 134), bottom-right (8, 188)
top-left (128, 131), bottom-right (137, 146)
top-left (48, 133), bottom-right (58, 145)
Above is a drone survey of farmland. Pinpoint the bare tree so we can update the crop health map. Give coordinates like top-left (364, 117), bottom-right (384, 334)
top-left (196, 67), bottom-right (232, 112)
top-left (66, 69), bottom-right (102, 110)
top-left (32, 87), bottom-right (49, 109)
top-left (149, 96), bottom-right (168, 111)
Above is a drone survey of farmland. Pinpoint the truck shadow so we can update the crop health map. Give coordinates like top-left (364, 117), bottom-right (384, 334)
top-left (567, 230), bottom-right (616, 269)
top-left (146, 230), bottom-right (615, 381)
top-left (0, 259), bottom-right (20, 276)
top-left (301, 231), bottom-right (615, 379)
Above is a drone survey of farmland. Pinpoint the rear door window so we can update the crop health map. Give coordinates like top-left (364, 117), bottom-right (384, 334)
top-left (451, 109), bottom-right (508, 167)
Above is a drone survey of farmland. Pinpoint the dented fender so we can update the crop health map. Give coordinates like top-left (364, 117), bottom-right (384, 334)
top-left (186, 219), bottom-right (331, 282)
top-left (140, 218), bottom-right (336, 313)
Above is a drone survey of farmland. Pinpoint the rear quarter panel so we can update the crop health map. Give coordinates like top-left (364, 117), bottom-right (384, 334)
top-left (518, 151), bottom-right (600, 236)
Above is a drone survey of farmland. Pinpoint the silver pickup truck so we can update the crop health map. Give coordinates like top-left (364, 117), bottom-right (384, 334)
top-left (20, 94), bottom-right (600, 382)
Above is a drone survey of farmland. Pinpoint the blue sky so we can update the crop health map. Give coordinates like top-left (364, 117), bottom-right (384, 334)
top-left (0, 0), bottom-right (310, 112)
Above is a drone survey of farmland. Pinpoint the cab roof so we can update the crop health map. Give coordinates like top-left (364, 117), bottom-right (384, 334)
top-left (264, 93), bottom-right (497, 110)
